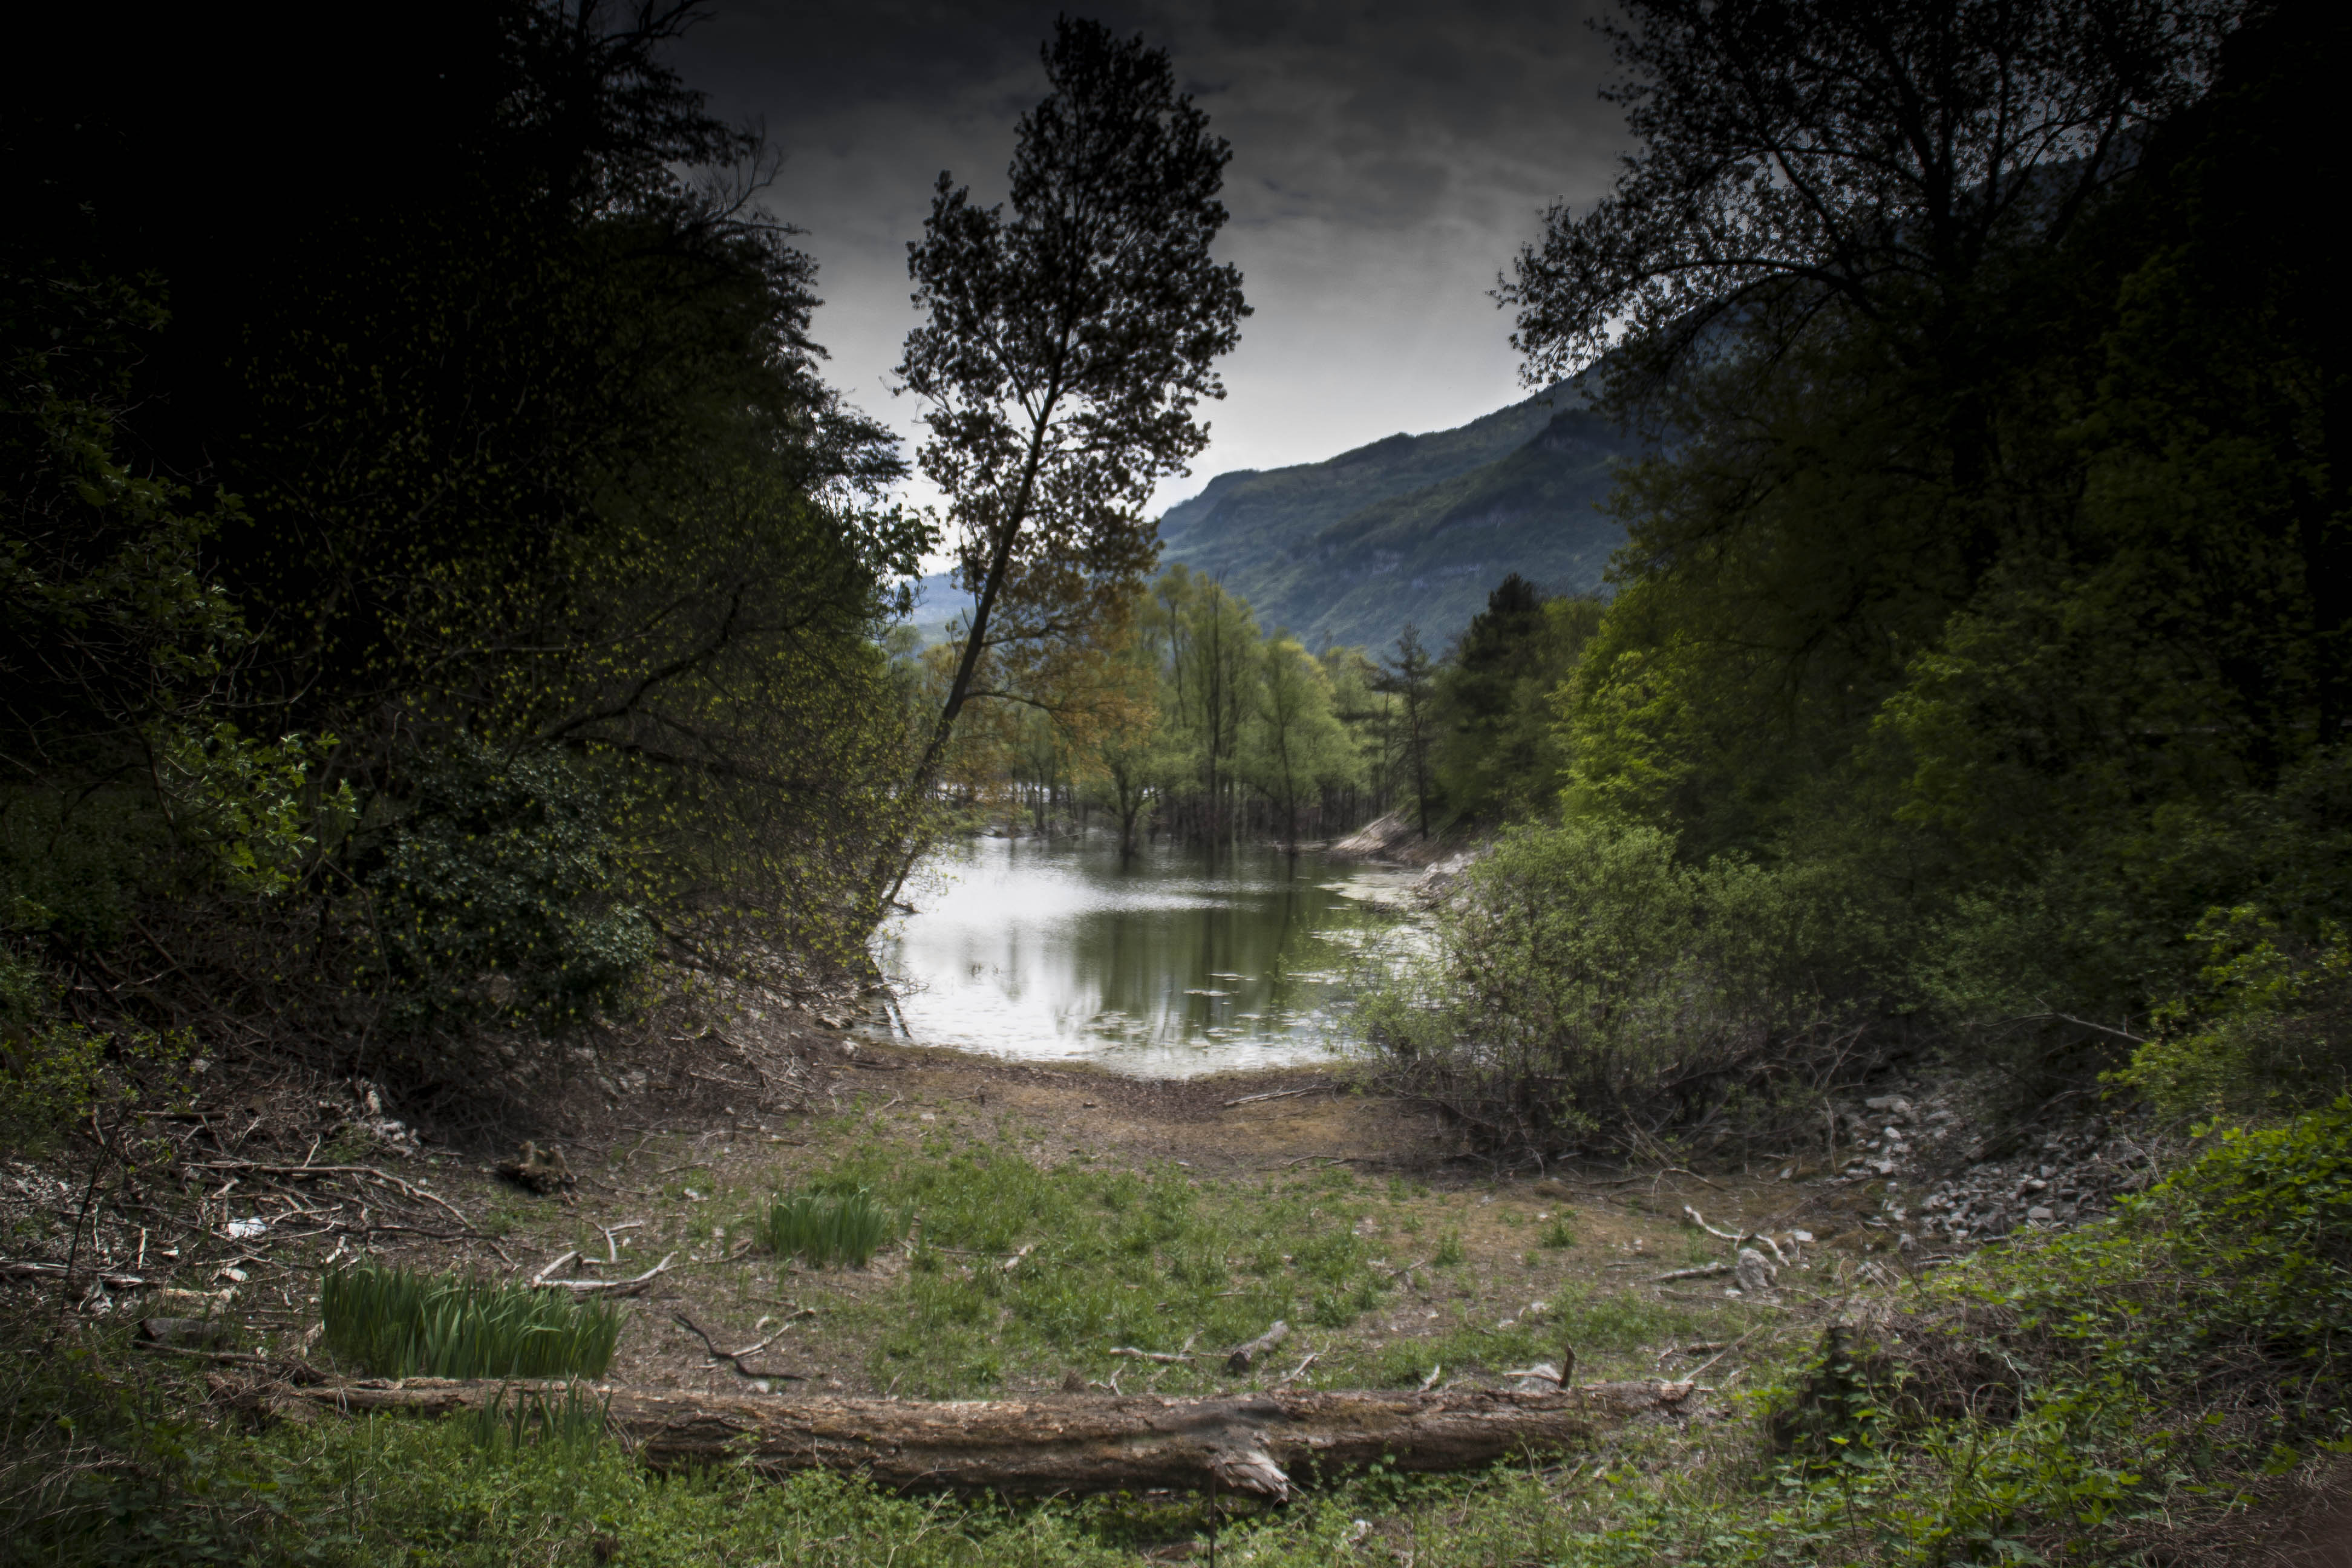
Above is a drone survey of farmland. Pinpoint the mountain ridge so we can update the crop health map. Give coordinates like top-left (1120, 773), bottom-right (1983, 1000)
top-left (1156, 378), bottom-right (1636, 652)
top-left (901, 380), bottom-right (1640, 654)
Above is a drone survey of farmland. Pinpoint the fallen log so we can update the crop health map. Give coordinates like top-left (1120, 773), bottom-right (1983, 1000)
top-left (277, 1379), bottom-right (1697, 1500)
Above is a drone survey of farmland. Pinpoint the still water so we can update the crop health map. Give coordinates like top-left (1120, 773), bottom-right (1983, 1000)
top-left (861, 835), bottom-right (1418, 1077)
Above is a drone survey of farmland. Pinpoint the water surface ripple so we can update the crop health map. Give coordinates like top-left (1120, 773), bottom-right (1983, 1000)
top-left (863, 835), bottom-right (1415, 1077)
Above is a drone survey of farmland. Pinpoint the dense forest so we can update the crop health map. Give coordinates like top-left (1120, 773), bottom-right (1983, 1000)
top-left (4, 4), bottom-right (935, 1105)
top-left (1362, 0), bottom-right (2351, 1151)
top-left (5, 0), bottom-right (2351, 1563)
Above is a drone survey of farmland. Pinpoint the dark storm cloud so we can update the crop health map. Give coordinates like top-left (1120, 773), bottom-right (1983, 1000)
top-left (664, 1), bottom-right (1628, 516)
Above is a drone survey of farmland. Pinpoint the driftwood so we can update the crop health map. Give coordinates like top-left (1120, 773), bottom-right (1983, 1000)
top-left (529, 1248), bottom-right (676, 1296)
top-left (279, 1379), bottom-right (1697, 1500)
top-left (1226, 1319), bottom-right (1290, 1373)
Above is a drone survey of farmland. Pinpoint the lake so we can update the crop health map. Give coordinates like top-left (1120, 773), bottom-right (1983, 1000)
top-left (860, 835), bottom-right (1419, 1076)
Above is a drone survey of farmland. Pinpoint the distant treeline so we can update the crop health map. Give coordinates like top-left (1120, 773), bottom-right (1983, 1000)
top-left (916, 566), bottom-right (1601, 854)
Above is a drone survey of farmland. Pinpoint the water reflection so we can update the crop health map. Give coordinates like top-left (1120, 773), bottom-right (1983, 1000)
top-left (864, 835), bottom-right (1415, 1076)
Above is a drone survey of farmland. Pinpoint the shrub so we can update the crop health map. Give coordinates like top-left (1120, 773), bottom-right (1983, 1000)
top-left (754, 1190), bottom-right (895, 1267)
top-left (362, 736), bottom-right (655, 1033)
top-left (1361, 818), bottom-right (1882, 1154)
top-left (2118, 907), bottom-right (2352, 1122)
top-left (319, 1264), bottom-right (621, 1379)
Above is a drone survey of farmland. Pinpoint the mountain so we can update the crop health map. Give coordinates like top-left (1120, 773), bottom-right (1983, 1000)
top-left (1155, 379), bottom-right (1635, 652)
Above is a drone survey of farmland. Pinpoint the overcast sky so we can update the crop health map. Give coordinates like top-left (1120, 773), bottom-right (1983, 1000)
top-left (664, 0), bottom-right (1627, 524)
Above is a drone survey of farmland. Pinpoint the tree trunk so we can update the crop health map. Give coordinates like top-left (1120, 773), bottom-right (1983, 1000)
top-left (274, 1380), bottom-right (1695, 1500)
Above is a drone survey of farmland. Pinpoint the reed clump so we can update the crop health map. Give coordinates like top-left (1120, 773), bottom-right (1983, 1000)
top-left (754, 1190), bottom-right (895, 1267)
top-left (320, 1263), bottom-right (621, 1379)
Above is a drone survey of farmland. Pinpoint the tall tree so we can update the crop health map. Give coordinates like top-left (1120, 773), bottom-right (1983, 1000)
top-left (898, 16), bottom-right (1248, 822)
top-left (1380, 626), bottom-right (1439, 839)
top-left (1247, 638), bottom-right (1350, 852)
top-left (1500, 0), bottom-right (2238, 387)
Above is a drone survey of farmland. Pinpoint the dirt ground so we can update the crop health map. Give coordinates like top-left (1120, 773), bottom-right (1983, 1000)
top-left (56, 1013), bottom-right (1945, 1406)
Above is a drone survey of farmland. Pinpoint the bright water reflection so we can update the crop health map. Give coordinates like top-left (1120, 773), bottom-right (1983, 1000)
top-left (863, 835), bottom-right (1417, 1076)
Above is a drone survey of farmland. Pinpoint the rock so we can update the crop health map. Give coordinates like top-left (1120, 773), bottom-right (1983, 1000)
top-left (495, 1141), bottom-right (575, 1194)
top-left (2026, 1205), bottom-right (2056, 1223)
top-left (1734, 1247), bottom-right (1778, 1293)
top-left (1864, 1096), bottom-right (1914, 1120)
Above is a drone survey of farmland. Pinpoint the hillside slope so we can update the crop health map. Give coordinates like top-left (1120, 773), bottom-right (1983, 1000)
top-left (1157, 379), bottom-right (1635, 651)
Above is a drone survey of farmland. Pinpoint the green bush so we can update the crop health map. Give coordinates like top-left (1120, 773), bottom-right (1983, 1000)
top-left (320, 1264), bottom-right (621, 1379)
top-left (2118, 908), bottom-right (2352, 1122)
top-left (362, 737), bottom-right (655, 1032)
top-left (1361, 818), bottom-right (1882, 1152)
top-left (753, 1190), bottom-right (895, 1268)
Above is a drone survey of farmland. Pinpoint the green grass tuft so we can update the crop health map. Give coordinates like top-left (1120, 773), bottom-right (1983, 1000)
top-left (319, 1263), bottom-right (621, 1379)
top-left (754, 1189), bottom-right (895, 1267)
top-left (464, 1382), bottom-right (612, 1457)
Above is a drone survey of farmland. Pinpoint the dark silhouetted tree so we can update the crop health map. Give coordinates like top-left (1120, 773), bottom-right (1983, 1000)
top-left (898, 16), bottom-right (1248, 813)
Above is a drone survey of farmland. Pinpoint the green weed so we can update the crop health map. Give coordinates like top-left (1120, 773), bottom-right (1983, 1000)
top-left (319, 1264), bottom-right (620, 1379)
top-left (463, 1382), bottom-right (612, 1457)
top-left (753, 1189), bottom-right (895, 1267)
top-left (812, 1143), bottom-right (1396, 1396)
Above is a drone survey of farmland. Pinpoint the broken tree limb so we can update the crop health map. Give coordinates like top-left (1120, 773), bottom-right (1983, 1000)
top-left (1651, 1262), bottom-right (1733, 1283)
top-left (1109, 1347), bottom-right (1193, 1364)
top-left (1226, 1319), bottom-right (1290, 1373)
top-left (277, 1379), bottom-right (1698, 1500)
top-left (2, 1260), bottom-right (153, 1289)
top-left (529, 1252), bottom-right (675, 1296)
top-left (1682, 1207), bottom-right (1793, 1267)
top-left (673, 1313), bottom-right (803, 1381)
top-left (1221, 1086), bottom-right (1322, 1108)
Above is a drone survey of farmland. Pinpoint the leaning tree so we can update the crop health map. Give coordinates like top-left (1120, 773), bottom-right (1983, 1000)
top-left (887, 16), bottom-right (1247, 895)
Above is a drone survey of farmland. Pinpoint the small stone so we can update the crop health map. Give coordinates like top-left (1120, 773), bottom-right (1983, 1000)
top-left (2027, 1205), bottom-right (2056, 1223)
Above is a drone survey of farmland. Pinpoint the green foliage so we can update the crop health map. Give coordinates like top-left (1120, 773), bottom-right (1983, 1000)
top-left (1363, 818), bottom-right (1881, 1151)
top-left (364, 737), bottom-right (654, 1032)
top-left (155, 722), bottom-right (351, 897)
top-left (1429, 578), bottom-right (1602, 825)
top-left (752, 1189), bottom-right (896, 1269)
top-left (1243, 636), bottom-right (1354, 843)
top-left (812, 1141), bottom-right (1394, 1397)
top-left (5, 3), bottom-right (933, 1079)
top-left (2120, 909), bottom-right (2352, 1122)
top-left (1520, 1), bottom-right (2348, 1110)
top-left (0, 944), bottom-right (109, 1144)
top-left (319, 1264), bottom-right (621, 1380)
top-left (463, 1382), bottom-right (612, 1459)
